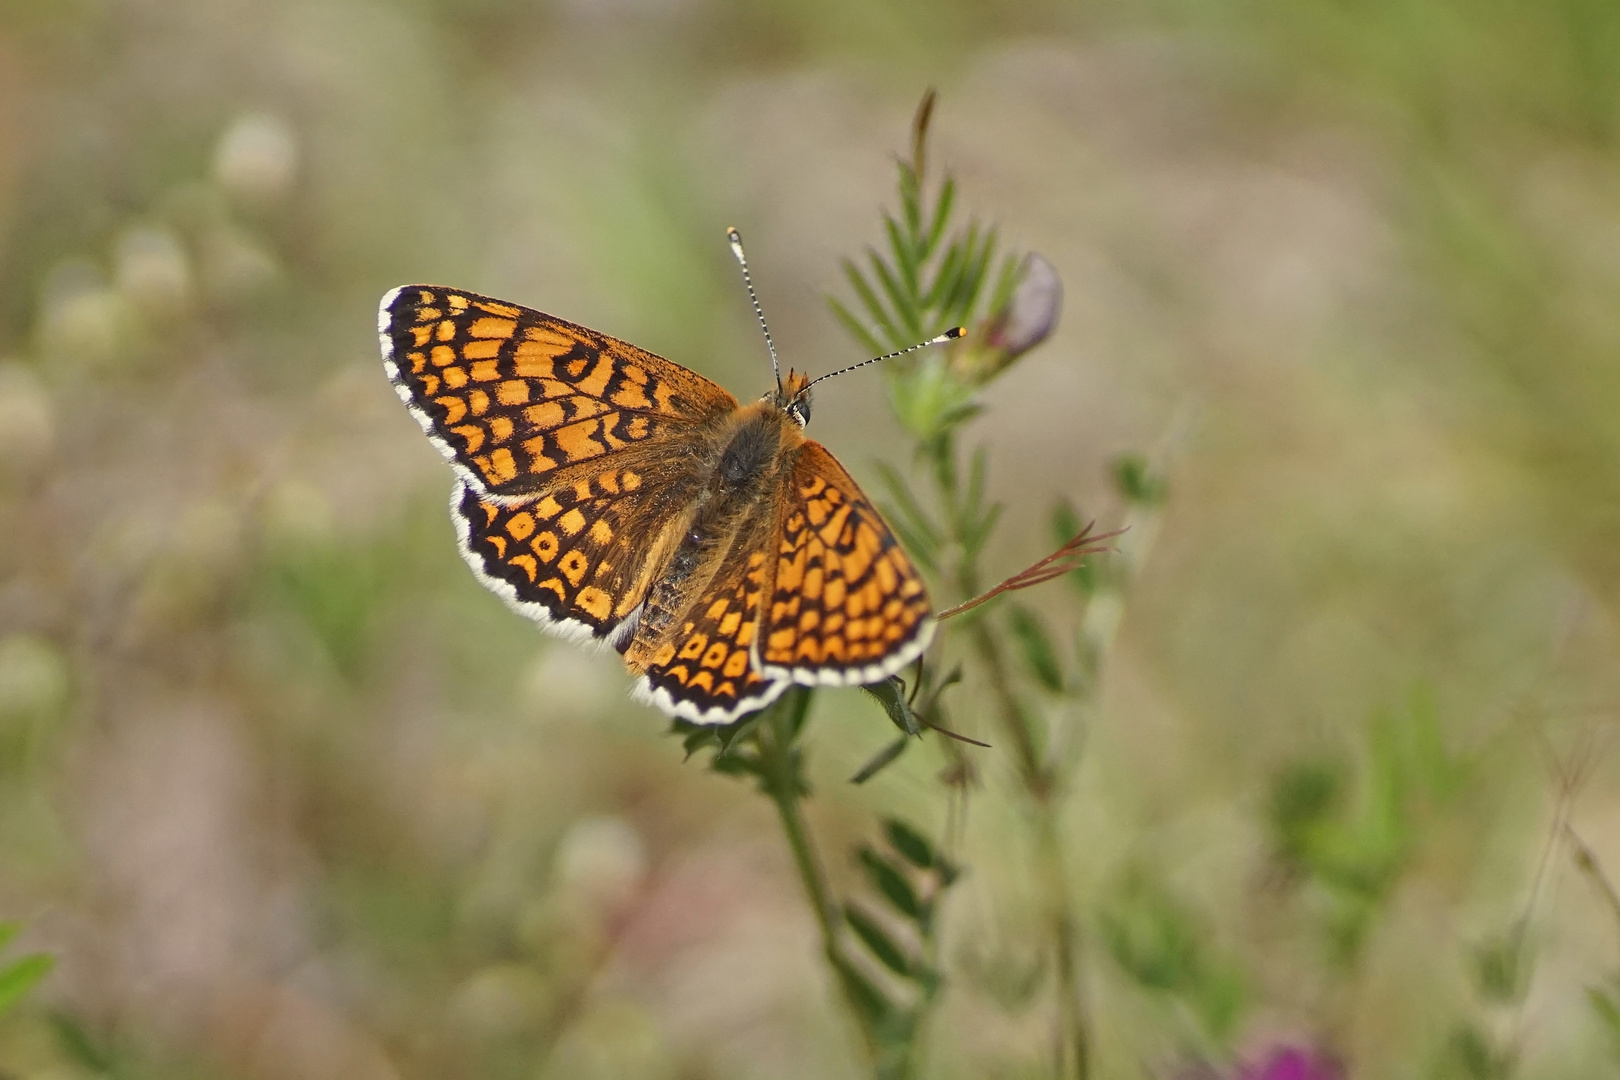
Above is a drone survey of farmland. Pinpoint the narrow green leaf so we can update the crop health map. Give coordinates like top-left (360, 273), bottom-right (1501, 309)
top-left (1009, 606), bottom-right (1065, 692)
top-left (681, 725), bottom-right (719, 759)
top-left (50, 1013), bottom-right (115, 1072)
top-left (988, 251), bottom-right (1021, 315)
top-left (845, 903), bottom-right (914, 977)
top-left (1111, 452), bottom-right (1168, 506)
top-left (830, 950), bottom-right (895, 1027)
top-left (879, 505), bottom-right (939, 574)
top-left (923, 236), bottom-right (965, 312)
top-left (885, 819), bottom-right (936, 870)
top-left (827, 297), bottom-right (885, 357)
top-left (869, 248), bottom-right (921, 342)
top-left (0, 954), bottom-right (53, 1017)
top-left (858, 845), bottom-right (921, 918)
top-left (778, 685), bottom-right (815, 742)
top-left (952, 224), bottom-right (998, 327)
top-left (715, 713), bottom-right (763, 756)
top-left (924, 176), bottom-right (956, 260)
top-left (961, 500), bottom-right (1003, 558)
top-left (0, 923), bottom-right (18, 955)
top-left (884, 213), bottom-right (920, 302)
top-left (881, 463), bottom-right (946, 566)
top-left (916, 663), bottom-right (964, 716)
top-left (1051, 499), bottom-right (1084, 551)
top-left (861, 676), bottom-right (920, 736)
top-left (1589, 985), bottom-right (1620, 1034)
top-left (941, 223), bottom-right (980, 316)
top-left (963, 445), bottom-right (989, 524)
top-left (873, 462), bottom-right (942, 550)
top-left (898, 163), bottom-right (923, 240)
top-left (842, 258), bottom-right (894, 337)
top-left (710, 751), bottom-right (759, 777)
top-left (851, 738), bottom-right (910, 784)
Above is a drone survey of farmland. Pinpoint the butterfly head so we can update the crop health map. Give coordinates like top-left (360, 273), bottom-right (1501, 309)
top-left (771, 369), bottom-right (812, 428)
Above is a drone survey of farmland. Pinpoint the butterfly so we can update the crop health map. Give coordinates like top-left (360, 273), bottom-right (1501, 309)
top-left (379, 231), bottom-right (956, 724)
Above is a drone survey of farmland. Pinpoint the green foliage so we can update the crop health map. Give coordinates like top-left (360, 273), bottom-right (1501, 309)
top-left (829, 91), bottom-right (1123, 1080)
top-left (1110, 453), bottom-right (1169, 508)
top-left (1267, 687), bottom-right (1466, 966)
top-left (833, 816), bottom-right (961, 1080)
top-left (1099, 872), bottom-right (1247, 1046)
top-left (1471, 926), bottom-right (1532, 1005)
top-left (0, 921), bottom-right (53, 1020)
top-left (676, 687), bottom-right (960, 1080)
top-left (1435, 1023), bottom-right (1516, 1080)
top-left (1008, 606), bottom-right (1065, 693)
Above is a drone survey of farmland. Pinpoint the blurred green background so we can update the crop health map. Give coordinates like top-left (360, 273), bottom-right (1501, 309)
top-left (3, 0), bottom-right (1620, 1077)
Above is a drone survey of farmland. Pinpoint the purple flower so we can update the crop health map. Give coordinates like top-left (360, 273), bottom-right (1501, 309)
top-left (1240, 1045), bottom-right (1346, 1080)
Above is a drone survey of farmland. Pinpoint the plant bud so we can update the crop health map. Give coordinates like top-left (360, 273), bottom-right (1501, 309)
top-left (955, 252), bottom-right (1062, 386)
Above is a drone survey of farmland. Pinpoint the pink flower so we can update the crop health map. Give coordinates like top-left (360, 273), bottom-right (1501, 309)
top-left (1240, 1045), bottom-right (1346, 1080)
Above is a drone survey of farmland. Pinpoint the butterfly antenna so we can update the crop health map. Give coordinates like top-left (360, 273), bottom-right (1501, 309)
top-left (726, 227), bottom-right (782, 393)
top-left (800, 327), bottom-right (965, 398)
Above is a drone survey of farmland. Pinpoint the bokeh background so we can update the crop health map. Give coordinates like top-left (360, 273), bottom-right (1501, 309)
top-left (4, 0), bottom-right (1620, 1077)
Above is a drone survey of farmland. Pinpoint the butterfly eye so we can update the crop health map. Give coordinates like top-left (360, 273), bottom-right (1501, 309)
top-left (787, 396), bottom-right (811, 428)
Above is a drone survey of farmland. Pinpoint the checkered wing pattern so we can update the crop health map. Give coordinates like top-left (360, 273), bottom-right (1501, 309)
top-left (633, 507), bottom-right (788, 723)
top-left (452, 446), bottom-right (700, 643)
top-left (381, 286), bottom-right (737, 497)
top-left (758, 442), bottom-right (934, 686)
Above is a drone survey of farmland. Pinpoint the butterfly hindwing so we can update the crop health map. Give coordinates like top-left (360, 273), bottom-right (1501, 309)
top-left (758, 442), bottom-right (934, 686)
top-left (451, 445), bottom-right (704, 642)
top-left (381, 286), bottom-right (738, 497)
top-left (632, 501), bottom-right (789, 724)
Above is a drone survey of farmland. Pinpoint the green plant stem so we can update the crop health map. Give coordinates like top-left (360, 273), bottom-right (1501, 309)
top-left (939, 432), bottom-right (1091, 1080)
top-left (760, 713), bottom-right (840, 944)
top-left (755, 702), bottom-right (890, 1073)
top-left (968, 620), bottom-right (1091, 1079)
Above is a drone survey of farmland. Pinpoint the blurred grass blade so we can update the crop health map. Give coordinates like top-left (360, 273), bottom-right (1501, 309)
top-left (924, 236), bottom-right (965, 310)
top-left (868, 248), bottom-right (921, 342)
top-left (831, 950), bottom-right (895, 1029)
top-left (846, 902), bottom-right (914, 977)
top-left (858, 845), bottom-right (921, 918)
top-left (827, 296), bottom-right (886, 357)
top-left (50, 1013), bottom-right (115, 1072)
top-left (0, 953), bottom-right (53, 1017)
top-left (924, 176), bottom-right (956, 259)
top-left (1009, 606), bottom-right (1064, 692)
top-left (885, 818), bottom-right (936, 870)
top-left (842, 257), bottom-right (893, 336)
top-left (884, 212), bottom-right (919, 298)
top-left (851, 737), bottom-right (910, 784)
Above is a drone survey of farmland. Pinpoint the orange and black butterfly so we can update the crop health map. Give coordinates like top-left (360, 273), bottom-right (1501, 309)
top-left (379, 230), bottom-right (956, 723)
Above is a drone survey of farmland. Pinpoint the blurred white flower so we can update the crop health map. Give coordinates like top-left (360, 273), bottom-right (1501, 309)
top-left (448, 963), bottom-right (552, 1038)
top-left (0, 361), bottom-right (56, 473)
top-left (0, 634), bottom-right (71, 731)
top-left (37, 257), bottom-right (133, 367)
top-left (539, 998), bottom-right (673, 1080)
top-left (200, 225), bottom-right (279, 304)
top-left (115, 225), bottom-right (194, 321)
top-left (262, 479), bottom-right (336, 548)
top-left (553, 815), bottom-right (646, 911)
top-left (214, 112), bottom-right (299, 208)
top-left (519, 645), bottom-right (619, 722)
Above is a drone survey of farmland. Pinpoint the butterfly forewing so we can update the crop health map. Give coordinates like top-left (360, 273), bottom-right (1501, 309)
top-left (758, 443), bottom-right (934, 686)
top-left (381, 286), bottom-right (738, 497)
